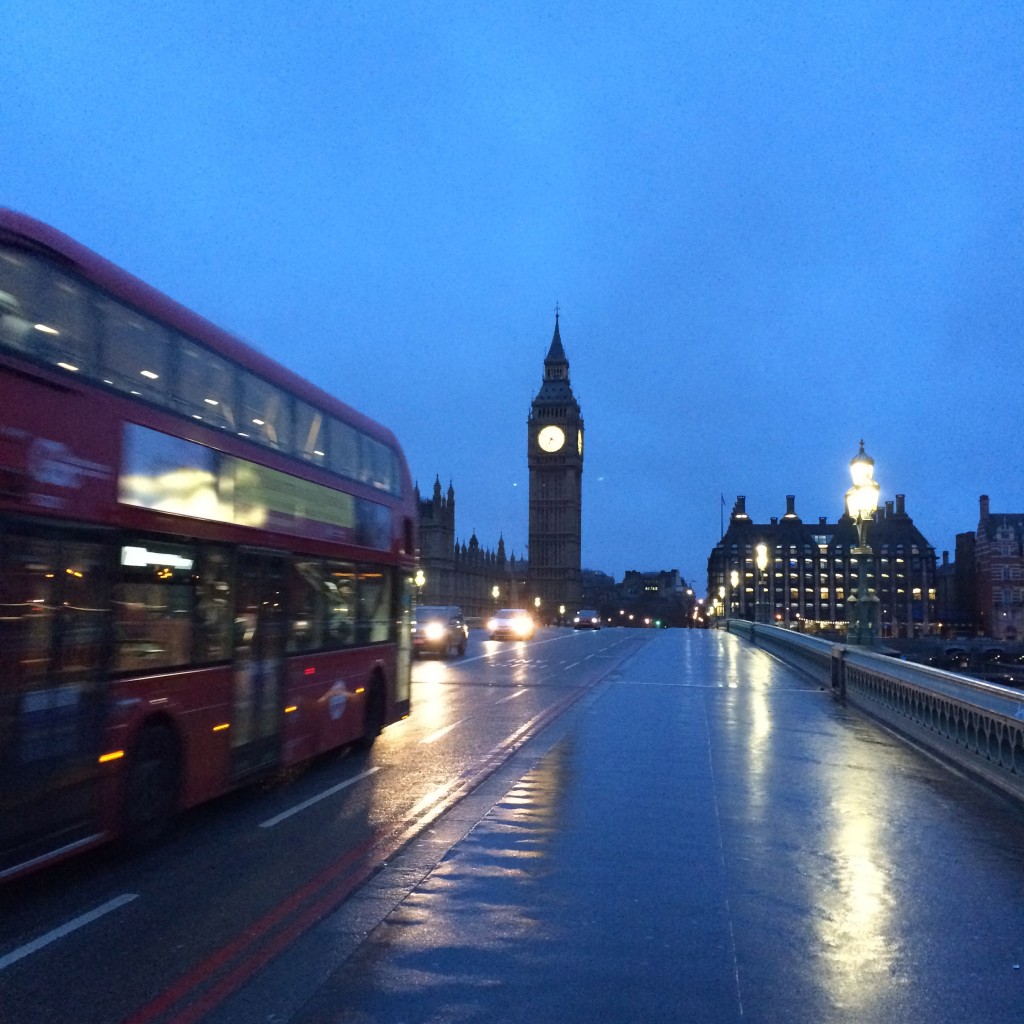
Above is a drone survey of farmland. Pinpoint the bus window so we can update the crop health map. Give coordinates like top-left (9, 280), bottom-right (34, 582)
top-left (325, 563), bottom-right (356, 646)
top-left (113, 542), bottom-right (195, 673)
top-left (328, 418), bottom-right (359, 479)
top-left (361, 436), bottom-right (395, 493)
top-left (295, 401), bottom-right (327, 468)
top-left (357, 568), bottom-right (392, 644)
top-left (0, 247), bottom-right (37, 354)
top-left (0, 534), bottom-right (106, 867)
top-left (288, 560), bottom-right (325, 654)
top-left (98, 299), bottom-right (170, 404)
top-left (1, 536), bottom-right (58, 703)
top-left (241, 374), bottom-right (292, 452)
top-left (176, 338), bottom-right (238, 432)
top-left (0, 249), bottom-right (96, 373)
top-left (196, 547), bottom-right (233, 662)
top-left (58, 542), bottom-right (111, 683)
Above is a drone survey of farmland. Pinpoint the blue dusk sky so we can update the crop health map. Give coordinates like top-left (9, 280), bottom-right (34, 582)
top-left (3, 2), bottom-right (1022, 589)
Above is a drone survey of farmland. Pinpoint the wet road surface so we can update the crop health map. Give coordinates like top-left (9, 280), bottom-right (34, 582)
top-left (209, 628), bottom-right (1024, 1023)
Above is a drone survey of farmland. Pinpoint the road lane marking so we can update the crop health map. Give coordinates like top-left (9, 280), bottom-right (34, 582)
top-left (0, 893), bottom-right (138, 971)
top-left (259, 768), bottom-right (381, 828)
top-left (419, 720), bottom-right (466, 744)
top-left (123, 637), bottom-right (652, 1024)
top-left (494, 688), bottom-right (528, 704)
top-left (455, 632), bottom-right (577, 665)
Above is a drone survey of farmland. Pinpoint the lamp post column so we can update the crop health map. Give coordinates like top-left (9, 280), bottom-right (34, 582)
top-left (845, 441), bottom-right (881, 646)
top-left (755, 543), bottom-right (769, 624)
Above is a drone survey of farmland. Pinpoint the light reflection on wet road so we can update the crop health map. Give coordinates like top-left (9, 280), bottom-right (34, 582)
top-left (279, 629), bottom-right (1024, 1024)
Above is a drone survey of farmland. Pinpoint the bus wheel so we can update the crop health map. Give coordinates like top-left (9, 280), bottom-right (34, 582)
top-left (356, 676), bottom-right (385, 751)
top-left (122, 723), bottom-right (181, 849)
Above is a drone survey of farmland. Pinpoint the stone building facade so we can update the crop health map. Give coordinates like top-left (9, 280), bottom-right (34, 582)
top-left (415, 477), bottom-right (525, 618)
top-left (974, 495), bottom-right (1024, 641)
top-left (707, 493), bottom-right (937, 637)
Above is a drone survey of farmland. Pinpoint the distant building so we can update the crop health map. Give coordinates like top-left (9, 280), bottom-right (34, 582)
top-left (707, 493), bottom-right (937, 637)
top-left (935, 531), bottom-right (979, 636)
top-left (416, 477), bottom-right (525, 617)
top-left (580, 567), bottom-right (697, 627)
top-left (975, 495), bottom-right (1024, 641)
top-left (580, 569), bottom-right (618, 611)
top-left (619, 570), bottom-right (691, 627)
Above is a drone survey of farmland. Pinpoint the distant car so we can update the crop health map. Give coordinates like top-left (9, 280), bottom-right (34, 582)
top-left (487, 608), bottom-right (535, 640)
top-left (573, 609), bottom-right (601, 630)
top-left (412, 605), bottom-right (468, 658)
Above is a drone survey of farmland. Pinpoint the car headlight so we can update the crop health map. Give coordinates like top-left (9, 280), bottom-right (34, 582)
top-left (424, 622), bottom-right (445, 641)
top-left (514, 617), bottom-right (532, 636)
top-left (487, 618), bottom-right (498, 631)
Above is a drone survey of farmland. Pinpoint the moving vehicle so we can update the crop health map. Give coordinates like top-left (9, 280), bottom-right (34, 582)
top-left (412, 606), bottom-right (468, 658)
top-left (488, 608), bottom-right (535, 640)
top-left (0, 209), bottom-right (418, 880)
top-left (573, 609), bottom-right (602, 629)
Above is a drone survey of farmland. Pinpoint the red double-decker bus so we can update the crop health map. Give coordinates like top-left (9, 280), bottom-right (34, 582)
top-left (0, 210), bottom-right (417, 880)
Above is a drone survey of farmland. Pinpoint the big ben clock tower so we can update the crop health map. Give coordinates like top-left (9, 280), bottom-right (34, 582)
top-left (528, 311), bottom-right (583, 617)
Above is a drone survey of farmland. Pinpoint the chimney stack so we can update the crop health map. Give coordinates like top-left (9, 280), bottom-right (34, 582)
top-left (980, 495), bottom-right (990, 518)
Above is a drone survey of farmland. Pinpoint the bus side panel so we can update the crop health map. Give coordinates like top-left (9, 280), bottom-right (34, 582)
top-left (105, 666), bottom-right (235, 811)
top-left (282, 648), bottom-right (394, 764)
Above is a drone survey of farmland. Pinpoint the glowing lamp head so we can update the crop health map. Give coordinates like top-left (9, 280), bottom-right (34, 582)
top-left (846, 441), bottom-right (880, 521)
top-left (755, 543), bottom-right (769, 572)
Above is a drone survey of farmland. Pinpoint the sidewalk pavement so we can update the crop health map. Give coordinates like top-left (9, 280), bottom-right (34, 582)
top-left (216, 631), bottom-right (1024, 1024)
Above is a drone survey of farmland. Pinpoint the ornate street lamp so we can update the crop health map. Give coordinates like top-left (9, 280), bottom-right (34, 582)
top-left (755, 542), bottom-right (769, 623)
top-left (730, 569), bottom-right (740, 618)
top-left (845, 440), bottom-right (881, 645)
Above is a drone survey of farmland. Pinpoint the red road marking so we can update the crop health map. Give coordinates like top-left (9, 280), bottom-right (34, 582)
top-left (123, 638), bottom-right (645, 1024)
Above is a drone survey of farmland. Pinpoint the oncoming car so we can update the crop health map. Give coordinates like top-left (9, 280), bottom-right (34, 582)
top-left (488, 608), bottom-right (535, 641)
top-left (412, 606), bottom-right (469, 658)
top-left (573, 609), bottom-right (601, 630)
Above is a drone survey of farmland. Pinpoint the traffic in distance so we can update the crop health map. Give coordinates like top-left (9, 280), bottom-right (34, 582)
top-left (411, 606), bottom-right (469, 659)
top-left (0, 210), bottom-right (417, 882)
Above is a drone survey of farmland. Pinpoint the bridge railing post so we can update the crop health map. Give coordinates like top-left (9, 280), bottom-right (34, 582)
top-left (831, 645), bottom-right (847, 701)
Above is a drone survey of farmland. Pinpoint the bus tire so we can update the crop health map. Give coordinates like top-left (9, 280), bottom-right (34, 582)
top-left (356, 675), bottom-right (385, 751)
top-left (122, 722), bottom-right (181, 850)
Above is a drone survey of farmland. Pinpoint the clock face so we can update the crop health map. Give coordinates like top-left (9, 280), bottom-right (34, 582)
top-left (537, 425), bottom-right (565, 452)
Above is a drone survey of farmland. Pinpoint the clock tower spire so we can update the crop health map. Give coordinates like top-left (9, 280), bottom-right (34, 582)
top-left (528, 312), bottom-right (584, 618)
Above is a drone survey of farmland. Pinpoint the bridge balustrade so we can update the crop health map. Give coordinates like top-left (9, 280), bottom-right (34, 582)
top-left (726, 621), bottom-right (1024, 802)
